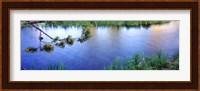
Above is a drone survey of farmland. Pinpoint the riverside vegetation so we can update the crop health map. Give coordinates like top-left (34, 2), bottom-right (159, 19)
top-left (105, 50), bottom-right (179, 70)
top-left (21, 21), bottom-right (170, 28)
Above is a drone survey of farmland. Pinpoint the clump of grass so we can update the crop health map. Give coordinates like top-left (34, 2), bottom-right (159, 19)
top-left (21, 23), bottom-right (32, 28)
top-left (22, 61), bottom-right (35, 70)
top-left (23, 62), bottom-right (66, 70)
top-left (105, 50), bottom-right (179, 70)
top-left (170, 52), bottom-right (179, 70)
top-left (29, 61), bottom-right (35, 70)
top-left (47, 63), bottom-right (65, 70)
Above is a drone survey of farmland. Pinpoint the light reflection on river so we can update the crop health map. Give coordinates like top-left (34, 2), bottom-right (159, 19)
top-left (21, 21), bottom-right (179, 70)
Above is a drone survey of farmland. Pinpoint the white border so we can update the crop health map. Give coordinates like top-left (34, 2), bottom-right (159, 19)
top-left (10, 10), bottom-right (190, 81)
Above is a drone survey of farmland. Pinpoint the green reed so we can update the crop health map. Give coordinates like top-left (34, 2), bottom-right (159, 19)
top-left (105, 50), bottom-right (179, 70)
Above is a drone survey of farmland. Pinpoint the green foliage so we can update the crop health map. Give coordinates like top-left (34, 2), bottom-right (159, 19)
top-left (44, 21), bottom-right (92, 27)
top-left (42, 44), bottom-right (54, 52)
top-left (21, 23), bottom-right (32, 28)
top-left (105, 50), bottom-right (179, 70)
top-left (25, 25), bottom-right (93, 52)
top-left (65, 35), bottom-right (75, 45)
top-left (55, 41), bottom-right (65, 48)
top-left (77, 26), bottom-right (93, 43)
top-left (170, 52), bottom-right (179, 70)
top-left (125, 21), bottom-right (142, 26)
top-left (25, 62), bottom-right (66, 70)
top-left (29, 61), bottom-right (35, 70)
top-left (54, 35), bottom-right (75, 48)
top-left (47, 63), bottom-right (65, 70)
top-left (52, 36), bottom-right (59, 42)
top-left (21, 21), bottom-right (170, 28)
top-left (104, 57), bottom-right (121, 70)
top-left (44, 21), bottom-right (63, 27)
top-left (92, 21), bottom-right (125, 26)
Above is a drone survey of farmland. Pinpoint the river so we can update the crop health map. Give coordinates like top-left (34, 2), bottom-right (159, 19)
top-left (21, 21), bottom-right (179, 70)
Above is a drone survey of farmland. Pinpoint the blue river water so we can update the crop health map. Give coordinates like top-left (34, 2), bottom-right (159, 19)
top-left (21, 21), bottom-right (179, 70)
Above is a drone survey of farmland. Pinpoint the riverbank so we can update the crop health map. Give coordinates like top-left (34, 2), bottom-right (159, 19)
top-left (21, 21), bottom-right (170, 28)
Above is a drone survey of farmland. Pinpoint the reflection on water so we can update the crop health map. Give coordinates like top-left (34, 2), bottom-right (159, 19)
top-left (21, 21), bottom-right (179, 70)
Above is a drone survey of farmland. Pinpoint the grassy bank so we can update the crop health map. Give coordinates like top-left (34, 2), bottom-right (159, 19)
top-left (21, 21), bottom-right (170, 28)
top-left (105, 50), bottom-right (179, 70)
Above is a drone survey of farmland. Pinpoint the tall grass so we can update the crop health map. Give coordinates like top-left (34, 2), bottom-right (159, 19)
top-left (23, 62), bottom-right (66, 70)
top-left (47, 63), bottom-right (65, 70)
top-left (105, 50), bottom-right (179, 70)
